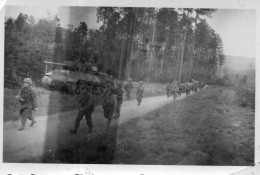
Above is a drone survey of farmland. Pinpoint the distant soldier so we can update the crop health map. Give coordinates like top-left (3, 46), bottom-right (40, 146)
top-left (193, 82), bottom-right (199, 92)
top-left (70, 80), bottom-right (95, 134)
top-left (114, 81), bottom-right (124, 119)
top-left (166, 83), bottom-right (172, 98)
top-left (136, 81), bottom-right (145, 106)
top-left (185, 84), bottom-right (191, 95)
top-left (124, 79), bottom-right (133, 100)
top-left (176, 82), bottom-right (182, 97)
top-left (171, 79), bottom-right (179, 101)
top-left (103, 82), bottom-right (117, 130)
top-left (18, 78), bottom-right (38, 131)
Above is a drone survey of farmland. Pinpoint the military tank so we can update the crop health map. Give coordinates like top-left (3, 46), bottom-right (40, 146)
top-left (41, 60), bottom-right (109, 94)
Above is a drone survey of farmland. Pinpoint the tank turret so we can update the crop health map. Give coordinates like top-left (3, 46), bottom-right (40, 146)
top-left (41, 60), bottom-right (110, 94)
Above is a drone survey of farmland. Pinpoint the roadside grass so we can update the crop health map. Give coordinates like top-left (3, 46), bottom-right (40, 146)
top-left (113, 86), bottom-right (254, 165)
top-left (39, 85), bottom-right (254, 165)
top-left (4, 82), bottom-right (166, 122)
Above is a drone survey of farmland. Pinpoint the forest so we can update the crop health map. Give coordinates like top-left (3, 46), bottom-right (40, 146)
top-left (4, 7), bottom-right (225, 88)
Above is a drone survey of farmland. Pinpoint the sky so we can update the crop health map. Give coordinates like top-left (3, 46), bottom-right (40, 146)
top-left (5, 6), bottom-right (256, 58)
top-left (207, 9), bottom-right (255, 58)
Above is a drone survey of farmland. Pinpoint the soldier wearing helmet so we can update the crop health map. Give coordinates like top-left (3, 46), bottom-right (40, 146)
top-left (70, 80), bottom-right (94, 134)
top-left (124, 78), bottom-right (133, 100)
top-left (18, 78), bottom-right (38, 131)
top-left (103, 81), bottom-right (117, 130)
top-left (136, 81), bottom-right (145, 106)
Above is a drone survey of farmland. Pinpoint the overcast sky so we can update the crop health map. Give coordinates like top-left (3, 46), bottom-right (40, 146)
top-left (207, 9), bottom-right (255, 58)
top-left (5, 6), bottom-right (256, 58)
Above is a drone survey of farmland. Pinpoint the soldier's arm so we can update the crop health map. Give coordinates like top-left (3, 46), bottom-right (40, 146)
top-left (31, 89), bottom-right (38, 109)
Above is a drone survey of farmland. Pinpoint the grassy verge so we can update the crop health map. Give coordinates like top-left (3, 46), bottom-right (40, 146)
top-left (114, 86), bottom-right (254, 165)
top-left (39, 85), bottom-right (254, 165)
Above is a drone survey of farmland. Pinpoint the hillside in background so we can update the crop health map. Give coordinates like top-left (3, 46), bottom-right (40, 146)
top-left (223, 55), bottom-right (255, 72)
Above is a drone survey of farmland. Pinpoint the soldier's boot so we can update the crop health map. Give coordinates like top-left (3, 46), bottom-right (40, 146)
top-left (70, 128), bottom-right (78, 135)
top-left (29, 120), bottom-right (36, 127)
top-left (19, 124), bottom-right (25, 131)
top-left (87, 128), bottom-right (92, 134)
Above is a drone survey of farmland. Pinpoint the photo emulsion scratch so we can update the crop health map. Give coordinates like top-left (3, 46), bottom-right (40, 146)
top-left (2, 4), bottom-right (256, 171)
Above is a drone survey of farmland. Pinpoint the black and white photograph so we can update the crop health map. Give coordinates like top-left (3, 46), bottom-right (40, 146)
top-left (1, 0), bottom-right (259, 174)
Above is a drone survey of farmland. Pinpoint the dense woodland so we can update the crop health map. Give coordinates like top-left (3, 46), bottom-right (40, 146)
top-left (4, 7), bottom-right (225, 88)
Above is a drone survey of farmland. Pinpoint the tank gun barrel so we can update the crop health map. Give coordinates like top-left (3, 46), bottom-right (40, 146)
top-left (44, 61), bottom-right (67, 66)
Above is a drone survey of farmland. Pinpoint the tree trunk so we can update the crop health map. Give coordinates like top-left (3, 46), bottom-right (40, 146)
top-left (178, 23), bottom-right (188, 82)
top-left (119, 38), bottom-right (125, 79)
top-left (188, 13), bottom-right (199, 80)
top-left (148, 15), bottom-right (157, 79)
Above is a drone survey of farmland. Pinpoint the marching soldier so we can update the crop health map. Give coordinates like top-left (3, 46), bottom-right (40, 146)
top-left (103, 81), bottom-right (117, 130)
top-left (171, 79), bottom-right (179, 101)
top-left (124, 79), bottom-right (133, 100)
top-left (136, 81), bottom-right (144, 106)
top-left (70, 80), bottom-right (95, 134)
top-left (166, 82), bottom-right (172, 98)
top-left (18, 78), bottom-right (38, 131)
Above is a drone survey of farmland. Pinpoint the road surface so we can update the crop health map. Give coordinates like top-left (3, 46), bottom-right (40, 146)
top-left (3, 92), bottom-right (192, 162)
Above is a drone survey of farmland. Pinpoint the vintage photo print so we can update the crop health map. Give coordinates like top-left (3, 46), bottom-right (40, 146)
top-left (0, 0), bottom-right (259, 174)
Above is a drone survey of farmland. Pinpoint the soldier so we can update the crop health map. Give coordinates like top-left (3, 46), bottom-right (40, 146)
top-left (18, 78), bottom-right (38, 131)
top-left (185, 84), bottom-right (191, 95)
top-left (103, 81), bottom-right (117, 130)
top-left (70, 80), bottom-right (95, 134)
top-left (171, 79), bottom-right (179, 101)
top-left (166, 82), bottom-right (172, 98)
top-left (136, 81), bottom-right (145, 106)
top-left (114, 81), bottom-right (124, 119)
top-left (124, 79), bottom-right (133, 100)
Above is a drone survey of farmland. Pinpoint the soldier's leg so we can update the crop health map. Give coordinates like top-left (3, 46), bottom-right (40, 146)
top-left (137, 96), bottom-right (141, 105)
top-left (139, 97), bottom-right (143, 105)
top-left (85, 109), bottom-right (93, 133)
top-left (106, 109), bottom-right (113, 130)
top-left (70, 109), bottom-right (84, 134)
top-left (19, 108), bottom-right (30, 130)
top-left (27, 108), bottom-right (36, 127)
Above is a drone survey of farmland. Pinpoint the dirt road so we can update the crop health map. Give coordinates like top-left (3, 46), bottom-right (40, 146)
top-left (3, 93), bottom-right (191, 163)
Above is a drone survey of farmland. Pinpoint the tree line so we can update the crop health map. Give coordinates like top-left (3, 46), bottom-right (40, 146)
top-left (4, 7), bottom-right (225, 88)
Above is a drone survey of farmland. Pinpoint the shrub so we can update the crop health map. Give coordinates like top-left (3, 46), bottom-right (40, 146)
top-left (235, 85), bottom-right (255, 109)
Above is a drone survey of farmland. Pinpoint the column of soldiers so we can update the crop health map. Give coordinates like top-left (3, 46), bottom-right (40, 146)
top-left (17, 77), bottom-right (144, 133)
top-left (166, 78), bottom-right (201, 100)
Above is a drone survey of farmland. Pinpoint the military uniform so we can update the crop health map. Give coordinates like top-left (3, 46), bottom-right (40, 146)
top-left (103, 84), bottom-right (117, 129)
top-left (19, 78), bottom-right (38, 130)
top-left (71, 83), bottom-right (94, 134)
top-left (171, 80), bottom-right (179, 101)
top-left (124, 80), bottom-right (133, 100)
top-left (166, 84), bottom-right (172, 98)
top-left (136, 82), bottom-right (144, 106)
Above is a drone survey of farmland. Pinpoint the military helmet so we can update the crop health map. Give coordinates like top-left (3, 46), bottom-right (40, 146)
top-left (23, 78), bottom-right (33, 86)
